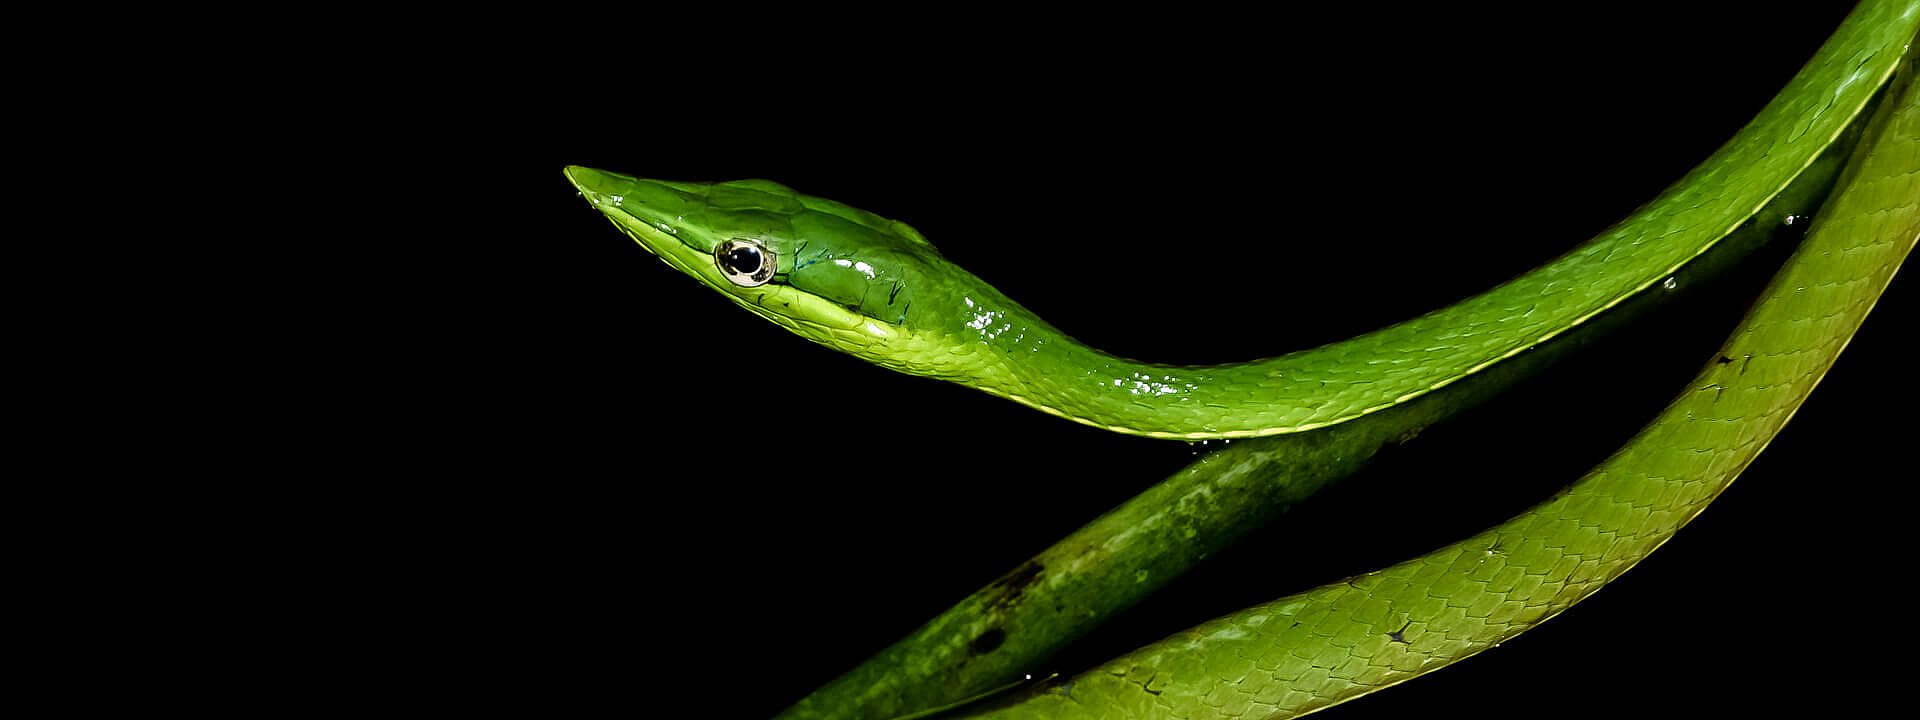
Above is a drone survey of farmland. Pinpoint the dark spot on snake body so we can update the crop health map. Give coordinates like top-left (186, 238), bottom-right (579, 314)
top-left (1717, 355), bottom-right (1735, 365)
top-left (969, 627), bottom-right (1006, 655)
top-left (984, 561), bottom-right (1045, 611)
top-left (1388, 621), bottom-right (1412, 644)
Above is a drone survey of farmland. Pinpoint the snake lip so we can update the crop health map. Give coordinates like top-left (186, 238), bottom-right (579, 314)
top-left (563, 166), bottom-right (706, 266)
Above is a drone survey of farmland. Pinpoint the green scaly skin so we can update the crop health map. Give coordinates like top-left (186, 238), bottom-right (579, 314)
top-left (572, 1), bottom-right (1920, 718)
top-left (768, 108), bottom-right (1870, 720)
top-left (564, 1), bottom-right (1910, 442)
top-left (960, 49), bottom-right (1920, 719)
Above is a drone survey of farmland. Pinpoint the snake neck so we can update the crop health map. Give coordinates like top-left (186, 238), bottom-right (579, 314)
top-left (897, 285), bottom-right (1285, 439)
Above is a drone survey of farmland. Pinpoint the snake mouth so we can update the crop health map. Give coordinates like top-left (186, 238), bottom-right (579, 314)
top-left (563, 166), bottom-right (890, 339)
top-left (563, 166), bottom-right (713, 277)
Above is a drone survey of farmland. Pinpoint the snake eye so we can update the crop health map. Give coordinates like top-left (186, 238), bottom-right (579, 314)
top-left (716, 239), bottom-right (775, 287)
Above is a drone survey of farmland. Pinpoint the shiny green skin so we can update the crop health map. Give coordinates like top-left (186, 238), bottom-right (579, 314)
top-left (963, 47), bottom-right (1920, 719)
top-left (567, 2), bottom-right (1918, 718)
top-left (566, 4), bottom-right (1908, 441)
top-left (770, 116), bottom-right (1869, 720)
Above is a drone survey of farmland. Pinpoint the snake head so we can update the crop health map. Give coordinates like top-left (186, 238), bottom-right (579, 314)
top-left (565, 166), bottom-right (986, 369)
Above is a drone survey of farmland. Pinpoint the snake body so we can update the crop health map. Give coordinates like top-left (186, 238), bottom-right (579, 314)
top-left (568, 1), bottom-right (1919, 716)
top-left (766, 110), bottom-right (1871, 720)
top-left (962, 49), bottom-right (1919, 717)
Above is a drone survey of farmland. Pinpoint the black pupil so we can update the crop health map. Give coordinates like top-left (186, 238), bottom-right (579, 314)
top-left (723, 245), bottom-right (762, 275)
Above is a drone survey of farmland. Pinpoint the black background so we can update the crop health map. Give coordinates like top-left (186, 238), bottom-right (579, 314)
top-left (417, 3), bottom-right (1914, 718)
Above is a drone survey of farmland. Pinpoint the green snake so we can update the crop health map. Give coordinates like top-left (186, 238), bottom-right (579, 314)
top-left (566, 0), bottom-right (1900, 444)
top-left (567, 1), bottom-right (1919, 716)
